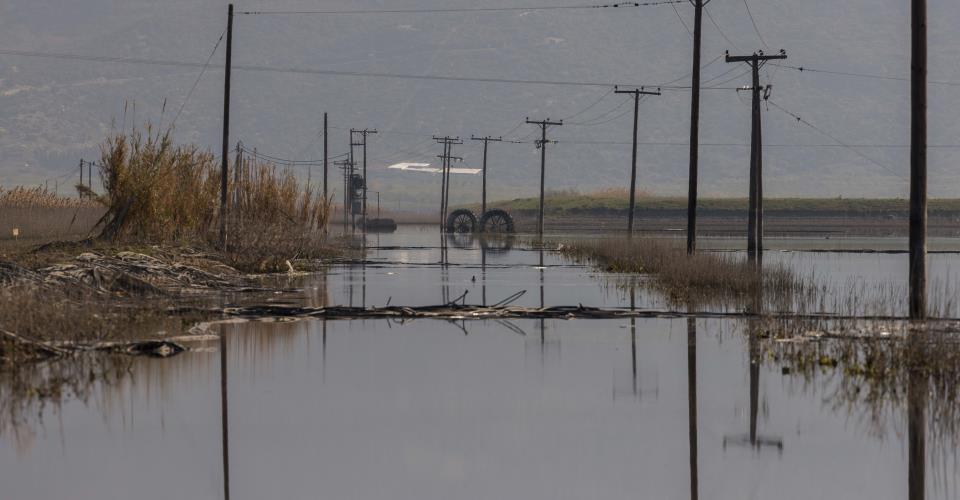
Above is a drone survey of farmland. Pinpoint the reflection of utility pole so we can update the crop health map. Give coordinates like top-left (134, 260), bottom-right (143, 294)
top-left (614, 86), bottom-right (661, 236)
top-left (539, 248), bottom-right (545, 347)
top-left (470, 136), bottom-right (503, 215)
top-left (220, 327), bottom-right (231, 500)
top-left (687, 315), bottom-right (698, 500)
top-left (908, 366), bottom-right (926, 500)
top-left (722, 328), bottom-right (784, 454)
top-left (526, 118), bottom-right (563, 237)
top-left (725, 50), bottom-right (787, 263)
top-left (481, 243), bottom-right (487, 307)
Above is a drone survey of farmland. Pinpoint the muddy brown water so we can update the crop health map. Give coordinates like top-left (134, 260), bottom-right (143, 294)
top-left (1, 226), bottom-right (958, 499)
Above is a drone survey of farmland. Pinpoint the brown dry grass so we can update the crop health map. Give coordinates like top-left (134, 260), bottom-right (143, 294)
top-left (96, 128), bottom-right (335, 271)
top-left (0, 187), bottom-right (105, 251)
top-left (558, 237), bottom-right (803, 310)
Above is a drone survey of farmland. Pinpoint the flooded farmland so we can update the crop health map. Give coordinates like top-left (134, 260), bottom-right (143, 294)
top-left (2, 226), bottom-right (958, 500)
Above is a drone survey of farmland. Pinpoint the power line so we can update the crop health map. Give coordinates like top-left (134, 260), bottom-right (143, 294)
top-left (170, 28), bottom-right (226, 128)
top-left (553, 139), bottom-right (960, 148)
top-left (568, 97), bottom-right (640, 126)
top-left (240, 1), bottom-right (686, 15)
top-left (742, 0), bottom-right (769, 49)
top-left (559, 87), bottom-right (616, 120)
top-left (0, 48), bottom-right (737, 91)
top-left (671, 2), bottom-right (693, 37)
top-left (656, 53), bottom-right (724, 87)
top-left (239, 145), bottom-right (347, 165)
top-left (703, 6), bottom-right (741, 52)
top-left (766, 100), bottom-right (907, 180)
top-left (770, 62), bottom-right (960, 87)
top-left (566, 96), bottom-right (633, 125)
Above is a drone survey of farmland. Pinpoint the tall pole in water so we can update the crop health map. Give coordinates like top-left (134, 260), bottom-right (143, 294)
top-left (323, 112), bottom-right (328, 202)
top-left (614, 86), bottom-right (661, 236)
top-left (686, 0), bottom-right (711, 254)
top-left (725, 50), bottom-right (787, 264)
top-left (526, 118), bottom-right (563, 237)
top-left (471, 136), bottom-right (504, 216)
top-left (219, 4), bottom-right (234, 249)
top-left (909, 0), bottom-right (927, 320)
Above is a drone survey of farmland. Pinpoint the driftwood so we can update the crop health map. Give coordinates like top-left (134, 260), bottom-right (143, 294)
top-left (1, 329), bottom-right (187, 363)
top-left (217, 303), bottom-right (960, 327)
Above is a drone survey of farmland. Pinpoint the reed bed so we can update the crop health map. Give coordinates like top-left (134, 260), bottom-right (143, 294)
top-left (557, 237), bottom-right (806, 311)
top-left (0, 186), bottom-right (99, 209)
top-left (0, 187), bottom-right (104, 249)
top-left (767, 327), bottom-right (960, 450)
top-left (97, 128), bottom-right (333, 271)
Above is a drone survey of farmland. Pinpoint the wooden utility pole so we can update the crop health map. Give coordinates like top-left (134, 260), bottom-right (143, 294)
top-left (526, 118), bottom-right (563, 236)
top-left (434, 136), bottom-right (463, 232)
top-left (614, 86), bottom-right (661, 235)
top-left (687, 0), bottom-right (712, 254)
top-left (471, 136), bottom-right (503, 215)
top-left (79, 160), bottom-right (84, 190)
top-left (725, 50), bottom-right (787, 263)
top-left (351, 129), bottom-right (377, 230)
top-left (335, 159), bottom-right (352, 232)
top-left (323, 112), bottom-right (328, 202)
top-left (910, 0), bottom-right (927, 320)
top-left (219, 3), bottom-right (234, 248)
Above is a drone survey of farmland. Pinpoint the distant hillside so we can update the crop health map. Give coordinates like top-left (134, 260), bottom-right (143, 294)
top-left (1, 0), bottom-right (960, 204)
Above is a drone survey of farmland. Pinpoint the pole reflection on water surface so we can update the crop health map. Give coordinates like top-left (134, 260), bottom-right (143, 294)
top-left (220, 326), bottom-right (230, 500)
top-left (631, 287), bottom-right (637, 397)
top-left (908, 364), bottom-right (927, 500)
top-left (687, 315), bottom-right (698, 500)
top-left (481, 240), bottom-right (487, 307)
top-left (724, 291), bottom-right (783, 454)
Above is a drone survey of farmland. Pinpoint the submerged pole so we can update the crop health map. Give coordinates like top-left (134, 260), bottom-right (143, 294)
top-left (909, 0), bottom-right (928, 320)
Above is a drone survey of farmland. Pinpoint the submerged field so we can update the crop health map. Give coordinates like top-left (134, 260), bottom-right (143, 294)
top-left (1, 226), bottom-right (958, 499)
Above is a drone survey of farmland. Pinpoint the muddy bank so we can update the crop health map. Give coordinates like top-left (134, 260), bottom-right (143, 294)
top-left (0, 242), bottom-right (348, 366)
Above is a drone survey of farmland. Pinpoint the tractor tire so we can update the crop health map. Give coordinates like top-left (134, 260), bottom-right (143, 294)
top-left (446, 209), bottom-right (478, 233)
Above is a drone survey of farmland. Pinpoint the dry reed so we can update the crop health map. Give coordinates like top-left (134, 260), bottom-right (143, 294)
top-left (96, 128), bottom-right (334, 271)
top-left (558, 237), bottom-right (804, 310)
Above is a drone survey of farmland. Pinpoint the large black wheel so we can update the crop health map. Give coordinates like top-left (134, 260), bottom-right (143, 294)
top-left (479, 209), bottom-right (515, 234)
top-left (446, 209), bottom-right (478, 233)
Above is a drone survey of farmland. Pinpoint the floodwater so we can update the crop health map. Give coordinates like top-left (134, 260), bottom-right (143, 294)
top-left (1, 226), bottom-right (958, 499)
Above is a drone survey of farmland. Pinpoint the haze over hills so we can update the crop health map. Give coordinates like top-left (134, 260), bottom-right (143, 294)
top-left (1, 0), bottom-right (959, 210)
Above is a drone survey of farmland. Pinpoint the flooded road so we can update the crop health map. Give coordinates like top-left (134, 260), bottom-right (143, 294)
top-left (1, 227), bottom-right (958, 499)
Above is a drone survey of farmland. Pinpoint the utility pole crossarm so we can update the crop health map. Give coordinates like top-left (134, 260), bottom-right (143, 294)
top-left (725, 50), bottom-right (787, 64)
top-left (614, 86), bottom-right (662, 97)
top-left (526, 118), bottom-right (563, 127)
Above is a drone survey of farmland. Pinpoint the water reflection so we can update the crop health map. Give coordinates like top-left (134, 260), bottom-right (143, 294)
top-left (909, 365), bottom-right (926, 500)
top-left (2, 227), bottom-right (959, 499)
top-left (687, 315), bottom-right (698, 500)
top-left (220, 328), bottom-right (231, 500)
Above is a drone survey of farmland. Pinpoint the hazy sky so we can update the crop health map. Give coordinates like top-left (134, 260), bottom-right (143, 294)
top-left (1, 0), bottom-right (959, 205)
